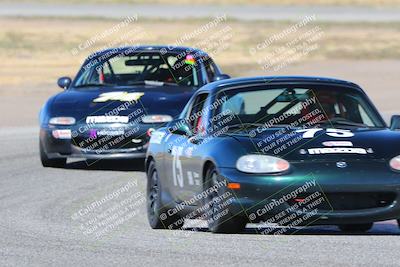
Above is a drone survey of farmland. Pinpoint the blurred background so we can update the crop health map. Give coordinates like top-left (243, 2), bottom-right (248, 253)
top-left (1, 2), bottom-right (400, 265)
top-left (1, 0), bottom-right (400, 126)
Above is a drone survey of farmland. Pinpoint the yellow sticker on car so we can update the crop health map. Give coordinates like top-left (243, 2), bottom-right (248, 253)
top-left (93, 92), bottom-right (144, 102)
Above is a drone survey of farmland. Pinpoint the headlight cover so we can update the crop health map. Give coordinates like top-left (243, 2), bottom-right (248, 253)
top-left (236, 155), bottom-right (290, 174)
top-left (142, 115), bottom-right (172, 123)
top-left (389, 155), bottom-right (400, 171)
top-left (49, 117), bottom-right (76, 125)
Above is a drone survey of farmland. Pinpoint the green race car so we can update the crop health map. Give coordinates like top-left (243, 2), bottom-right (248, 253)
top-left (145, 76), bottom-right (400, 233)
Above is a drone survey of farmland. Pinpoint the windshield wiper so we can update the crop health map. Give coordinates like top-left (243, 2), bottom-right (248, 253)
top-left (226, 123), bottom-right (265, 130)
top-left (319, 118), bottom-right (368, 128)
top-left (229, 123), bottom-right (263, 127)
top-left (74, 83), bottom-right (114, 88)
top-left (126, 80), bottom-right (179, 86)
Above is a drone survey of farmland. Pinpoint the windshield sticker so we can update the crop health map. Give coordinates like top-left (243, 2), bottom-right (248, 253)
top-left (93, 92), bottom-right (144, 102)
top-left (185, 55), bottom-right (195, 65)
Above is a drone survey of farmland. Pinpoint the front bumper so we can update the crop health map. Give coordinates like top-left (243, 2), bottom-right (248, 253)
top-left (40, 123), bottom-right (160, 159)
top-left (218, 160), bottom-right (400, 225)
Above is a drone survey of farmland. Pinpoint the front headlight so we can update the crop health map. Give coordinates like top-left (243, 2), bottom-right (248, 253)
top-left (49, 117), bottom-right (76, 125)
top-left (390, 155), bottom-right (400, 171)
top-left (236, 155), bottom-right (290, 174)
top-left (142, 115), bottom-right (172, 123)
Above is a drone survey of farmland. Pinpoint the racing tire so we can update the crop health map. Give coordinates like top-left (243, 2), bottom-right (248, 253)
top-left (40, 141), bottom-right (66, 168)
top-left (205, 165), bottom-right (247, 234)
top-left (338, 223), bottom-right (373, 233)
top-left (146, 160), bottom-right (184, 230)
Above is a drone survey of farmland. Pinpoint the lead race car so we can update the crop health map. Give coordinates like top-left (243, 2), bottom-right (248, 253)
top-left (146, 76), bottom-right (400, 233)
top-left (39, 45), bottom-right (229, 167)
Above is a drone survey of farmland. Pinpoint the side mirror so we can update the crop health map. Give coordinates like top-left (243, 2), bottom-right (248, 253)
top-left (57, 76), bottom-right (72, 89)
top-left (390, 115), bottom-right (400, 130)
top-left (213, 74), bottom-right (231, 82)
top-left (168, 119), bottom-right (192, 136)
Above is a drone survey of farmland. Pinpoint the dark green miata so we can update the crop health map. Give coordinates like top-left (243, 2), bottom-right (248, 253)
top-left (145, 76), bottom-right (400, 233)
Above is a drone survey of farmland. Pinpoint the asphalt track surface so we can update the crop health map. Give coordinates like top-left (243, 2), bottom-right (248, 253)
top-left (1, 126), bottom-right (400, 266)
top-left (2, 3), bottom-right (400, 22)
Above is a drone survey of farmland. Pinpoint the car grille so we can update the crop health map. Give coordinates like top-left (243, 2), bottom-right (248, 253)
top-left (287, 192), bottom-right (396, 211)
top-left (72, 134), bottom-right (147, 151)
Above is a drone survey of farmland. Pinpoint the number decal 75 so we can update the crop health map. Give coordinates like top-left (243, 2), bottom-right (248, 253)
top-left (296, 128), bottom-right (354, 139)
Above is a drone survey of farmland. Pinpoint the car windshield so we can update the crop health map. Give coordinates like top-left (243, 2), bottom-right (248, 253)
top-left (213, 85), bottom-right (385, 130)
top-left (73, 52), bottom-right (200, 88)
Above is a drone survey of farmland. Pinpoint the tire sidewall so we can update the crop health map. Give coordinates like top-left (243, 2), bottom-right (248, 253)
top-left (146, 161), bottom-right (163, 228)
top-left (204, 166), bottom-right (246, 233)
top-left (146, 160), bottom-right (184, 230)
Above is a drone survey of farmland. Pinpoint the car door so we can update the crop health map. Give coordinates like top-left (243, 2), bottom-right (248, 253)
top-left (164, 93), bottom-right (209, 203)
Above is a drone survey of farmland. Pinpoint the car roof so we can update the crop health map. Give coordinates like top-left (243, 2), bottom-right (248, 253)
top-left (198, 76), bottom-right (363, 94)
top-left (86, 45), bottom-right (210, 60)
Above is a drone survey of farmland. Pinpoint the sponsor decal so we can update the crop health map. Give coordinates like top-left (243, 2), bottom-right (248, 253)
top-left (185, 147), bottom-right (194, 158)
top-left (86, 116), bottom-right (129, 124)
top-left (96, 129), bottom-right (125, 136)
top-left (336, 161), bottom-right (348, 168)
top-left (187, 171), bottom-right (200, 186)
top-left (149, 131), bottom-right (166, 144)
top-left (93, 92), bottom-right (144, 102)
top-left (52, 129), bottom-right (72, 139)
top-left (322, 141), bottom-right (353, 147)
top-left (89, 129), bottom-right (97, 138)
top-left (308, 147), bottom-right (370, 155)
top-left (131, 139), bottom-right (142, 144)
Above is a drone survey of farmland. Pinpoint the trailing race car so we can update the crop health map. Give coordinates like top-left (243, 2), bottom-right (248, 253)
top-left (39, 45), bottom-right (229, 167)
top-left (146, 76), bottom-right (400, 233)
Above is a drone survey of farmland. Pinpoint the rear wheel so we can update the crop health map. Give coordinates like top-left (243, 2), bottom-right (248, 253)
top-left (146, 160), bottom-right (184, 230)
top-left (205, 165), bottom-right (247, 234)
top-left (338, 223), bottom-right (373, 233)
top-left (40, 141), bottom-right (66, 168)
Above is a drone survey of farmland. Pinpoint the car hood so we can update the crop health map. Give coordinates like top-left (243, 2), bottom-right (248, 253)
top-left (49, 85), bottom-right (194, 121)
top-left (231, 127), bottom-right (399, 161)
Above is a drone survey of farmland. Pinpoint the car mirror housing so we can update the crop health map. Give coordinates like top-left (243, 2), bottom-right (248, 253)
top-left (57, 76), bottom-right (72, 89)
top-left (390, 115), bottom-right (400, 130)
top-left (168, 119), bottom-right (192, 136)
top-left (213, 74), bottom-right (231, 82)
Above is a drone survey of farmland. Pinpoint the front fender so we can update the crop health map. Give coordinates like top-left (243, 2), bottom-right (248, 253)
top-left (200, 135), bottom-right (249, 169)
top-left (39, 95), bottom-right (57, 127)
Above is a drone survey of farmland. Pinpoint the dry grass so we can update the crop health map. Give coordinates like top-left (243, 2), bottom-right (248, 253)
top-left (1, 17), bottom-right (400, 90)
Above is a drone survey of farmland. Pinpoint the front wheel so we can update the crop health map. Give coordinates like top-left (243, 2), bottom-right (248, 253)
top-left (338, 223), bottom-right (373, 233)
top-left (205, 165), bottom-right (247, 234)
top-left (146, 160), bottom-right (184, 230)
top-left (40, 141), bottom-right (66, 168)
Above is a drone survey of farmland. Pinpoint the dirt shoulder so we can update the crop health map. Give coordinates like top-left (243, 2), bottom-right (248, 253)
top-left (2, 17), bottom-right (399, 126)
